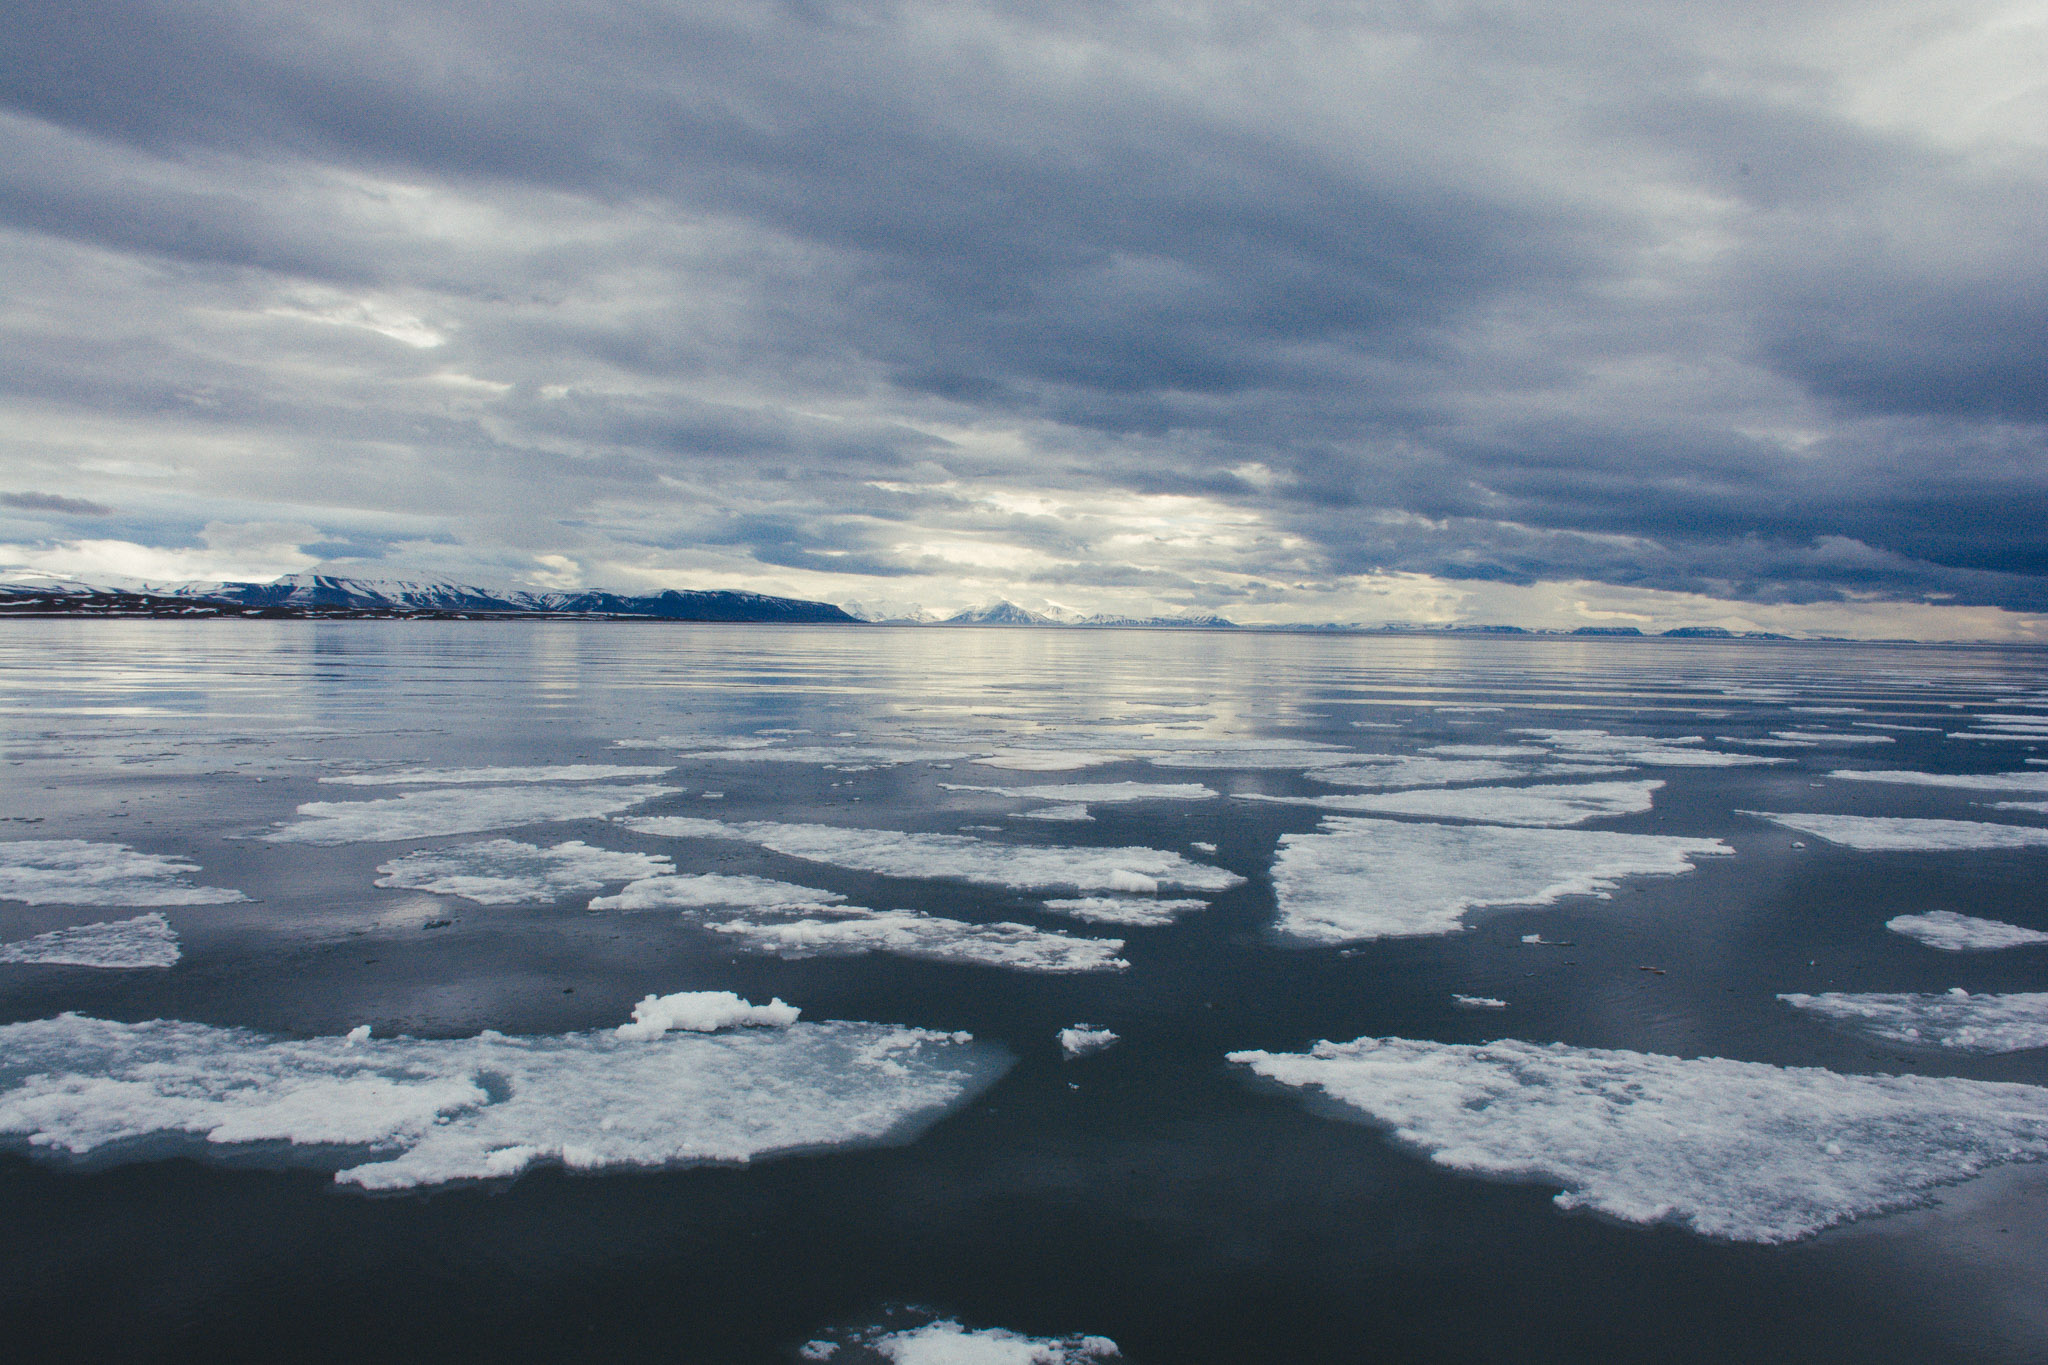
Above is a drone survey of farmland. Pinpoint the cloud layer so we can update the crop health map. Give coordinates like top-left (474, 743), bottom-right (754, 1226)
top-left (3, 2), bottom-right (2044, 632)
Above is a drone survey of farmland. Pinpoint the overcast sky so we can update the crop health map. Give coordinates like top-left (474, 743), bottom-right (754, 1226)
top-left (1, 1), bottom-right (2044, 635)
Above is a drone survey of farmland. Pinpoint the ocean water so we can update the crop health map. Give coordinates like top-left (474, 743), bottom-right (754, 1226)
top-left (2, 621), bottom-right (2046, 1362)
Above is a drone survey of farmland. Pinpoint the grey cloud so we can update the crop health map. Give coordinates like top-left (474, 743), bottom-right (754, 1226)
top-left (2, 491), bottom-right (112, 516)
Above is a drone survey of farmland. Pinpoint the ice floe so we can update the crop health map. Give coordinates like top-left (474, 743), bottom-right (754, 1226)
top-left (1305, 757), bottom-right (1525, 789)
top-left (0, 914), bottom-right (179, 968)
top-left (265, 784), bottom-right (676, 845)
top-left (1250, 780), bottom-right (1661, 828)
top-left (0, 840), bottom-right (246, 906)
top-left (1886, 911), bottom-right (2048, 951)
top-left (1770, 732), bottom-right (1893, 745)
top-left (1015, 804), bottom-right (1093, 822)
top-left (614, 990), bottom-right (801, 1038)
top-left (1059, 1026), bottom-right (1119, 1060)
top-left (589, 873), bottom-right (849, 913)
top-left (709, 912), bottom-right (1127, 973)
top-left (973, 750), bottom-right (1124, 771)
top-left (1041, 896), bottom-right (1208, 926)
top-left (1740, 812), bottom-right (2048, 852)
top-left (1228, 1035), bottom-right (2048, 1242)
top-left (0, 1009), bottom-right (1000, 1189)
top-left (1780, 989), bottom-right (2048, 1052)
top-left (324, 765), bottom-right (672, 785)
top-left (1830, 769), bottom-right (2048, 794)
top-left (1269, 818), bottom-right (1728, 943)
top-left (939, 781), bottom-right (1215, 803)
top-left (1451, 994), bottom-right (1507, 1009)
top-left (1423, 744), bottom-right (1550, 758)
top-left (622, 817), bottom-right (1242, 893)
top-left (805, 1315), bottom-right (1120, 1364)
top-left (1991, 800), bottom-right (2048, 814)
top-left (1515, 729), bottom-right (1786, 767)
top-left (374, 840), bottom-right (673, 905)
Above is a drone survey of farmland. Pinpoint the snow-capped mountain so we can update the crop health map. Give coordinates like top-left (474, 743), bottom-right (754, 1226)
top-left (0, 572), bottom-right (859, 622)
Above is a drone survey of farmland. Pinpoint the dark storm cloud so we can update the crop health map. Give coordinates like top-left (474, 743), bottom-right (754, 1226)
top-left (2, 491), bottom-right (113, 516)
top-left (1, 1), bottom-right (2043, 617)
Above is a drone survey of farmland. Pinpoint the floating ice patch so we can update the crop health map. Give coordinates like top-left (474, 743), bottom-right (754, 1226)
top-left (1252, 780), bottom-right (1661, 829)
top-left (611, 735), bottom-right (783, 751)
top-left (622, 818), bottom-right (1242, 894)
top-left (663, 745), bottom-right (973, 767)
top-left (1740, 812), bottom-right (2048, 852)
top-left (0, 1011), bottom-right (1000, 1189)
top-left (808, 1314), bottom-right (1121, 1364)
top-left (0, 840), bottom-right (246, 907)
top-left (1015, 804), bottom-right (1093, 822)
top-left (709, 911), bottom-right (1127, 973)
top-left (1990, 800), bottom-right (2048, 814)
top-left (1270, 818), bottom-right (1728, 943)
top-left (1228, 1035), bottom-right (2048, 1243)
top-left (0, 914), bottom-right (179, 968)
top-left (1148, 746), bottom-right (1352, 770)
top-left (940, 781), bottom-right (1215, 803)
top-left (1770, 732), bottom-right (1894, 745)
top-left (1780, 989), bottom-right (2048, 1053)
top-left (1887, 911), bottom-right (2048, 951)
top-left (1306, 758), bottom-right (1526, 789)
top-left (374, 840), bottom-right (673, 905)
top-left (973, 750), bottom-right (1124, 771)
top-left (614, 991), bottom-right (800, 1038)
top-left (1423, 745), bottom-right (1550, 758)
top-left (1831, 769), bottom-right (2048, 794)
top-left (265, 784), bottom-right (676, 845)
top-left (589, 873), bottom-right (849, 913)
top-left (324, 765), bottom-right (672, 786)
top-left (1059, 1026), bottom-right (1119, 1059)
top-left (1452, 994), bottom-right (1507, 1009)
top-left (1041, 897), bottom-right (1207, 926)
top-left (1515, 729), bottom-right (1785, 767)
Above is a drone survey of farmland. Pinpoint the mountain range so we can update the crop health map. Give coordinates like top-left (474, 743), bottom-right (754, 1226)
top-left (0, 573), bottom-right (859, 623)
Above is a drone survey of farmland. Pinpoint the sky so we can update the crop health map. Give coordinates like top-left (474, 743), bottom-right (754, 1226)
top-left (1, 1), bottom-right (2044, 637)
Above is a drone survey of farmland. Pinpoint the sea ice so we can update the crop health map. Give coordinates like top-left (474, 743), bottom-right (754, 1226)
top-left (1740, 812), bottom-right (2048, 852)
top-left (375, 840), bottom-right (673, 905)
top-left (708, 911), bottom-right (1127, 973)
top-left (0, 840), bottom-right (246, 907)
top-left (939, 781), bottom-right (1215, 803)
top-left (812, 1317), bottom-right (1120, 1364)
top-left (1041, 896), bottom-right (1208, 926)
top-left (1886, 911), bottom-right (2048, 951)
top-left (614, 990), bottom-right (801, 1038)
top-left (265, 784), bottom-right (676, 845)
top-left (1305, 757), bottom-right (1525, 789)
top-left (1991, 800), bottom-right (2048, 814)
top-left (1059, 1026), bottom-right (1119, 1059)
top-left (1780, 989), bottom-right (2048, 1052)
top-left (324, 765), bottom-right (672, 785)
top-left (1228, 1035), bottom-right (2048, 1242)
top-left (1250, 780), bottom-right (1661, 828)
top-left (1269, 818), bottom-right (1728, 943)
top-left (0, 1009), bottom-right (1001, 1189)
top-left (589, 873), bottom-right (849, 913)
top-left (622, 818), bottom-right (1242, 893)
top-left (1770, 732), bottom-right (1894, 745)
top-left (973, 750), bottom-right (1124, 771)
top-left (1015, 804), bottom-right (1093, 822)
top-left (1830, 769), bottom-right (2048, 794)
top-left (1515, 729), bottom-right (1786, 767)
top-left (0, 914), bottom-right (179, 968)
top-left (1452, 994), bottom-right (1507, 1009)
top-left (1423, 745), bottom-right (1550, 758)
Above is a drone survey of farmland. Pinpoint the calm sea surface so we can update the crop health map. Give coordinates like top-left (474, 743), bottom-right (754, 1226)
top-left (2, 622), bottom-right (2046, 1362)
